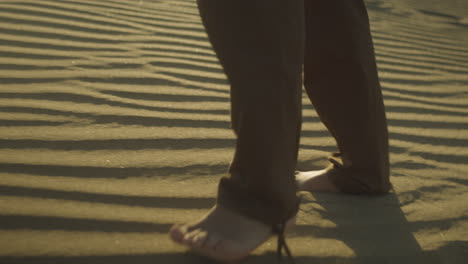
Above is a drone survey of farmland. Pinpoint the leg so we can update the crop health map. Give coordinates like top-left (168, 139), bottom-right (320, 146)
top-left (170, 0), bottom-right (304, 261)
top-left (299, 0), bottom-right (391, 194)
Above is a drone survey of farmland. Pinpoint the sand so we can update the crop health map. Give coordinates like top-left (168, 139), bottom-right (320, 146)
top-left (0, 0), bottom-right (467, 263)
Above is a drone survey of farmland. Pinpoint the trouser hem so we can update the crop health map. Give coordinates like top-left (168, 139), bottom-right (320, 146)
top-left (216, 177), bottom-right (300, 226)
top-left (327, 154), bottom-right (392, 195)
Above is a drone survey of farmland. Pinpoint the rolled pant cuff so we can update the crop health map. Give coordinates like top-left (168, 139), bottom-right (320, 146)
top-left (216, 177), bottom-right (300, 226)
top-left (327, 156), bottom-right (392, 195)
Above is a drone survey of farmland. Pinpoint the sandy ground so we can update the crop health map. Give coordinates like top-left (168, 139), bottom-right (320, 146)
top-left (0, 0), bottom-right (467, 263)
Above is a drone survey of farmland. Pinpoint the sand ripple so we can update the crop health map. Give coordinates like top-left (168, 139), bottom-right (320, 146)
top-left (0, 0), bottom-right (467, 263)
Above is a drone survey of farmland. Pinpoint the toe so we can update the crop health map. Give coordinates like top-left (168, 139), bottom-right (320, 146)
top-left (169, 224), bottom-right (187, 244)
top-left (183, 229), bottom-right (203, 246)
top-left (170, 223), bottom-right (202, 244)
top-left (202, 232), bottom-right (222, 250)
top-left (192, 230), bottom-right (209, 248)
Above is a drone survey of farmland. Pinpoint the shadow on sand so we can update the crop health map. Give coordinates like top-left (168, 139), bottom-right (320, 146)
top-left (296, 192), bottom-right (428, 264)
top-left (2, 192), bottom-right (466, 264)
top-left (290, 191), bottom-right (467, 264)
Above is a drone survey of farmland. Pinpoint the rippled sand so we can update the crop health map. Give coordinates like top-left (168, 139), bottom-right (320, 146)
top-left (0, 0), bottom-right (467, 263)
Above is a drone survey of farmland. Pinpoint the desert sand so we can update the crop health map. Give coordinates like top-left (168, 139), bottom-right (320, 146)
top-left (0, 0), bottom-right (467, 263)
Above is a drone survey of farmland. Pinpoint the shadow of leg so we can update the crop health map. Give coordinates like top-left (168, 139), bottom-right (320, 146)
top-left (297, 192), bottom-right (434, 264)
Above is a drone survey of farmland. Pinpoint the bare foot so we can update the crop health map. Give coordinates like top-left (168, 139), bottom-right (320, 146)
top-left (295, 169), bottom-right (339, 192)
top-left (169, 205), bottom-right (274, 262)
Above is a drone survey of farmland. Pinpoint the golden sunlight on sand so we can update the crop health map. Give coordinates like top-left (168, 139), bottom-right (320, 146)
top-left (0, 0), bottom-right (467, 263)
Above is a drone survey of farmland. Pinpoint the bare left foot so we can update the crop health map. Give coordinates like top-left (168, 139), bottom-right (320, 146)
top-left (169, 205), bottom-right (273, 262)
top-left (295, 169), bottom-right (339, 192)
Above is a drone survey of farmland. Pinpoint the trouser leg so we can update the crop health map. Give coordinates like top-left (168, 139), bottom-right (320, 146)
top-left (303, 0), bottom-right (391, 194)
top-left (197, 0), bottom-right (304, 225)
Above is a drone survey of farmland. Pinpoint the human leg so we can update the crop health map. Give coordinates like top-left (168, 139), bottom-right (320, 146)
top-left (300, 0), bottom-right (391, 194)
top-left (170, 0), bottom-right (305, 261)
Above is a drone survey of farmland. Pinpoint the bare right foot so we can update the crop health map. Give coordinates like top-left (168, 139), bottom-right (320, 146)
top-left (169, 205), bottom-right (284, 262)
top-left (296, 169), bottom-right (339, 193)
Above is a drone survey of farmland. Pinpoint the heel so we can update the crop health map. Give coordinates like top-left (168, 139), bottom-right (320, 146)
top-left (272, 223), bottom-right (296, 264)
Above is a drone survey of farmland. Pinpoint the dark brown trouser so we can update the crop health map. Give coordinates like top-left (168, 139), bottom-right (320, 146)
top-left (197, 0), bottom-right (391, 226)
